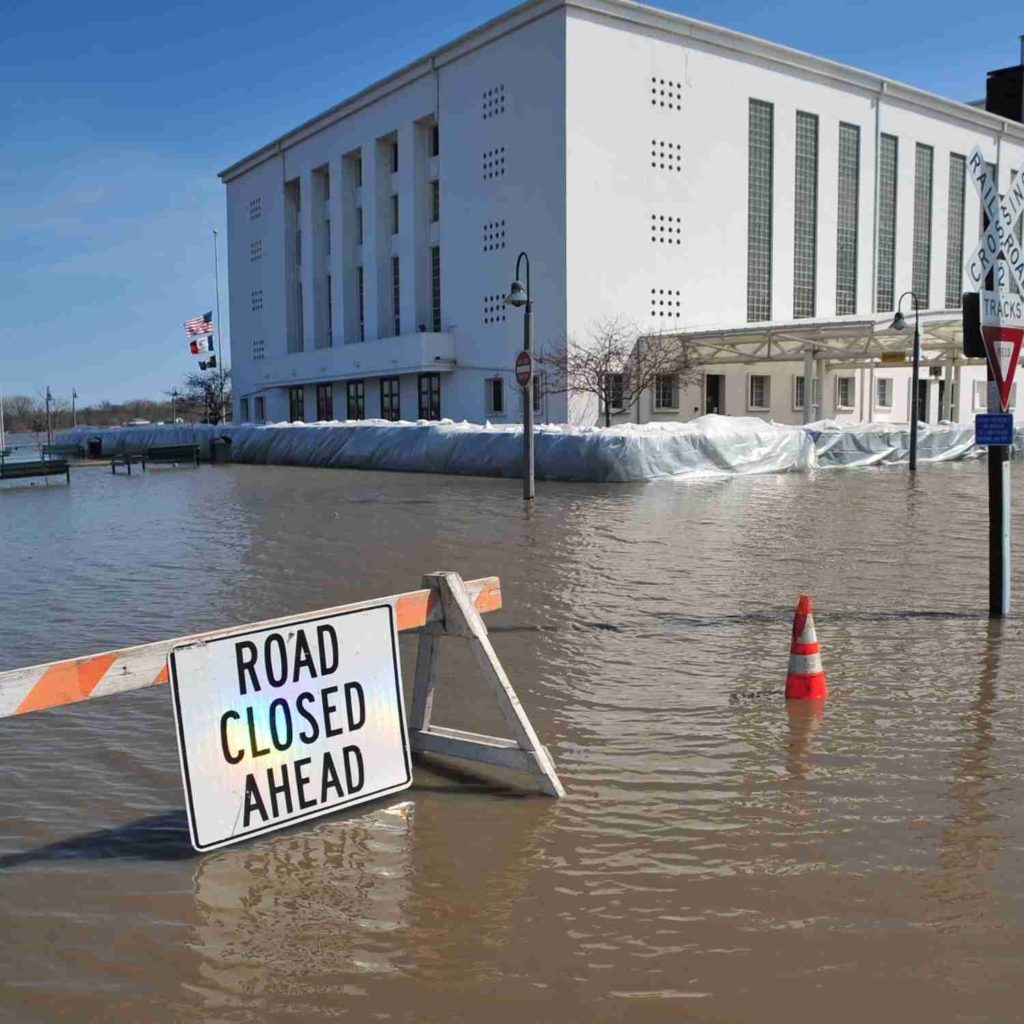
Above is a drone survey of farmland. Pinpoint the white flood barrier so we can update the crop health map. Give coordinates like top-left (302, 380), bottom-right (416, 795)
top-left (57, 414), bottom-right (990, 482)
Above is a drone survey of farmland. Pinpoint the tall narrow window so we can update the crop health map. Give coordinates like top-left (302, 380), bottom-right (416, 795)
top-left (418, 373), bottom-right (441, 420)
top-left (876, 134), bottom-right (899, 312)
top-left (390, 141), bottom-right (399, 174)
top-left (430, 123), bottom-right (440, 157)
top-left (391, 256), bottom-right (401, 336)
top-left (356, 207), bottom-right (363, 245)
top-left (326, 274), bottom-right (333, 346)
top-left (239, 397), bottom-right (249, 422)
top-left (296, 282), bottom-right (304, 348)
top-left (391, 194), bottom-right (399, 235)
top-left (836, 123), bottom-right (860, 315)
top-left (325, 219), bottom-right (331, 256)
top-left (430, 246), bottom-right (441, 331)
top-left (355, 157), bottom-right (362, 187)
top-left (430, 179), bottom-right (440, 223)
top-left (316, 383), bottom-right (333, 421)
top-left (288, 385), bottom-right (304, 423)
top-left (255, 396), bottom-right (265, 423)
top-left (486, 377), bottom-right (504, 414)
top-left (380, 377), bottom-right (400, 421)
top-left (357, 266), bottom-right (365, 342)
top-left (912, 143), bottom-right (934, 308)
top-left (945, 154), bottom-right (966, 309)
top-left (793, 111), bottom-right (819, 319)
top-left (346, 380), bottom-right (365, 420)
top-left (747, 99), bottom-right (774, 322)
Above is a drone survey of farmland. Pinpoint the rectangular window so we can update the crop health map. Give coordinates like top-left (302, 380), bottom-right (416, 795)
top-left (296, 282), bottom-right (304, 347)
top-left (255, 396), bottom-right (265, 423)
top-left (325, 219), bottom-right (331, 256)
top-left (391, 256), bottom-right (401, 336)
top-left (654, 374), bottom-right (678, 410)
top-left (836, 376), bottom-right (855, 409)
top-left (356, 207), bottom-right (363, 245)
top-left (793, 375), bottom-right (805, 411)
top-left (391, 194), bottom-right (399, 235)
top-left (355, 157), bottom-right (362, 187)
top-left (876, 134), bottom-right (898, 312)
top-left (836, 123), bottom-right (860, 315)
top-left (288, 385), bottom-right (304, 423)
top-left (390, 141), bottom-right (399, 174)
top-left (430, 246), bottom-right (441, 331)
top-left (747, 99), bottom-right (774, 322)
top-left (357, 266), bottom-right (365, 342)
top-left (430, 123), bottom-right (440, 157)
top-left (380, 377), bottom-right (401, 421)
top-left (793, 111), bottom-right (818, 319)
top-left (912, 143), bottom-right (934, 308)
top-left (748, 374), bottom-right (770, 410)
top-left (945, 154), bottom-right (966, 308)
top-left (346, 380), bottom-right (365, 420)
top-left (430, 180), bottom-right (440, 223)
top-left (876, 377), bottom-right (893, 408)
top-left (240, 397), bottom-right (249, 422)
top-left (326, 274), bottom-right (332, 345)
top-left (418, 373), bottom-right (441, 420)
top-left (533, 372), bottom-right (544, 415)
top-left (316, 383), bottom-right (333, 421)
top-left (296, 229), bottom-right (302, 265)
top-left (605, 373), bottom-right (624, 410)
top-left (486, 377), bottom-right (504, 414)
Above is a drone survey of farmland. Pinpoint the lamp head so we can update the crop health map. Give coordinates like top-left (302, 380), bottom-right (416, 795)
top-left (504, 280), bottom-right (527, 308)
top-left (890, 311), bottom-right (906, 331)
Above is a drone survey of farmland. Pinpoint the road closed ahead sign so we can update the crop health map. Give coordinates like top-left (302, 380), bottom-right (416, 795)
top-left (169, 604), bottom-right (411, 851)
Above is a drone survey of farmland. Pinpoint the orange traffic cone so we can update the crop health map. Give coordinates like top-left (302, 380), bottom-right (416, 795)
top-left (785, 595), bottom-right (827, 700)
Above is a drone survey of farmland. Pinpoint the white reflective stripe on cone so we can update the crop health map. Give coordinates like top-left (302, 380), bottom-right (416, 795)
top-left (788, 653), bottom-right (824, 675)
top-left (797, 618), bottom-right (819, 645)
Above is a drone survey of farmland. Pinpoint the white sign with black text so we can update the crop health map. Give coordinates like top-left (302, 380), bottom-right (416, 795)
top-left (169, 604), bottom-right (411, 851)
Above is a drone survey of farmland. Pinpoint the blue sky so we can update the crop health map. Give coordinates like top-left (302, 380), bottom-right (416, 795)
top-left (1, 0), bottom-right (1016, 405)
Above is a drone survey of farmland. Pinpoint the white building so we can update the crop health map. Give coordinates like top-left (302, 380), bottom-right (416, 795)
top-left (220, 0), bottom-right (1024, 428)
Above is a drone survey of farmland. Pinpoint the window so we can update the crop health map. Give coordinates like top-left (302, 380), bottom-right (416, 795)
top-left (482, 147), bottom-right (506, 180)
top-left (876, 134), bottom-right (898, 312)
top-left (392, 256), bottom-right (401, 336)
top-left (533, 372), bottom-right (544, 415)
top-left (748, 374), bottom-right (770, 410)
top-left (912, 143), bottom-right (933, 308)
top-left (486, 377), bottom-right (505, 415)
top-left (325, 219), bottom-right (331, 256)
top-left (430, 123), bottom-right (440, 157)
top-left (431, 180), bottom-right (440, 223)
top-left (654, 374), bottom-right (678, 410)
top-left (418, 373), bottom-right (441, 420)
top-left (836, 376), bottom-right (855, 409)
top-left (357, 266), bottom-right (365, 341)
top-left (356, 207), bottom-right (363, 245)
top-left (747, 99), bottom-right (774, 322)
top-left (389, 141), bottom-right (398, 174)
top-left (316, 383), bottom-right (333, 421)
top-left (249, 197), bottom-right (261, 221)
top-left (836, 123), bottom-right (860, 315)
top-left (346, 380), bottom-right (365, 420)
top-left (296, 229), bottom-right (302, 264)
top-left (326, 275), bottom-right (332, 346)
top-left (605, 373), bottom-right (624, 410)
top-left (876, 377), bottom-right (893, 409)
top-left (430, 247), bottom-right (441, 331)
top-left (391, 194), bottom-right (399, 235)
top-left (380, 377), bottom-right (400, 421)
top-left (793, 111), bottom-right (818, 319)
top-left (793, 375), bottom-right (805, 411)
top-left (288, 385), bottom-right (304, 423)
top-left (240, 397), bottom-right (249, 421)
top-left (296, 282), bottom-right (304, 347)
top-left (254, 396), bottom-right (265, 423)
top-left (483, 219), bottom-right (506, 251)
top-left (355, 156), bottom-right (362, 188)
top-left (945, 154), bottom-right (966, 309)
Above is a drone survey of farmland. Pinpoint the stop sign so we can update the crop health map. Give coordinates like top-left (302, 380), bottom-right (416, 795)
top-left (515, 350), bottom-right (533, 388)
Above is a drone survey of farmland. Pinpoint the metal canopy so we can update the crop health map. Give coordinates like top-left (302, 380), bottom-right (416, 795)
top-left (647, 311), bottom-right (977, 367)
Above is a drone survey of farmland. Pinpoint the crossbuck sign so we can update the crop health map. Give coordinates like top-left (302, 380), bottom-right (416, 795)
top-left (965, 147), bottom-right (1024, 296)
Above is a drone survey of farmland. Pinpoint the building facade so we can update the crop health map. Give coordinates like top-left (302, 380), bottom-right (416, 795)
top-left (220, 0), bottom-right (1024, 428)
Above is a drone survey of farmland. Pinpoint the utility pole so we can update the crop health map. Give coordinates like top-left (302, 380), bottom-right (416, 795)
top-left (45, 386), bottom-right (52, 448)
top-left (213, 229), bottom-right (226, 422)
top-left (504, 252), bottom-right (534, 500)
top-left (72, 388), bottom-right (77, 428)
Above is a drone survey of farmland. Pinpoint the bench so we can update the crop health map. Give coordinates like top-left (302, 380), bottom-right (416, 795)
top-left (0, 459), bottom-right (70, 484)
top-left (41, 443), bottom-right (84, 459)
top-left (111, 452), bottom-right (146, 475)
top-left (144, 443), bottom-right (200, 468)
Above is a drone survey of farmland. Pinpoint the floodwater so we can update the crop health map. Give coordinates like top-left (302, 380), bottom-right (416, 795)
top-left (2, 459), bottom-right (1024, 1022)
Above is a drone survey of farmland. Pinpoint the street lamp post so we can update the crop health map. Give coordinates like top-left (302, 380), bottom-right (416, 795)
top-left (72, 388), bottom-right (77, 428)
top-left (890, 292), bottom-right (922, 472)
top-left (505, 251), bottom-right (534, 501)
top-left (45, 385), bottom-right (53, 449)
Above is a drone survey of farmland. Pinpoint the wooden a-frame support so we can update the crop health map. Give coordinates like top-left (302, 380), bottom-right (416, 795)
top-left (408, 572), bottom-right (565, 797)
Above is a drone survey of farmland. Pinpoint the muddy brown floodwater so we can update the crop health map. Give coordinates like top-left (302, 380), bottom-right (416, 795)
top-left (2, 460), bottom-right (1024, 1022)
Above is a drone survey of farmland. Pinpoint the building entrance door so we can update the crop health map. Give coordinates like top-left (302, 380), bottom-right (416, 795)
top-left (916, 379), bottom-right (930, 423)
top-left (706, 374), bottom-right (724, 415)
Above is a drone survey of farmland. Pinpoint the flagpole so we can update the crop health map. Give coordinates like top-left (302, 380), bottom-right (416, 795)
top-left (213, 228), bottom-right (225, 421)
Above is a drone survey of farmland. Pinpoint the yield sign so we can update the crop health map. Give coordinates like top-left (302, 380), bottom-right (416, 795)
top-left (982, 325), bottom-right (1024, 412)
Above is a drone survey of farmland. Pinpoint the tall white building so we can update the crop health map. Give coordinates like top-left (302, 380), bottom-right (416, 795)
top-left (220, 0), bottom-right (1024, 428)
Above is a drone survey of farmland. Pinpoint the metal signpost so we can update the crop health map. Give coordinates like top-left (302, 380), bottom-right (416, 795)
top-left (505, 252), bottom-right (535, 500)
top-left (168, 604), bottom-right (411, 851)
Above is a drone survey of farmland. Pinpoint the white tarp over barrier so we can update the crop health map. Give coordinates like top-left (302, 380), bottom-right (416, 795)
top-left (57, 414), bottom-right (986, 483)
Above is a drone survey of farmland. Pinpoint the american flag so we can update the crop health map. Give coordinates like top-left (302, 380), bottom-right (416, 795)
top-left (185, 312), bottom-right (213, 337)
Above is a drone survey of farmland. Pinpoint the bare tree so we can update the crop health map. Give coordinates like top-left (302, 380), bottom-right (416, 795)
top-left (180, 369), bottom-right (231, 425)
top-left (541, 315), bottom-right (698, 427)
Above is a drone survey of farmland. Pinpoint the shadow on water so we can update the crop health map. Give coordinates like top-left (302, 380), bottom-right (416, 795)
top-left (0, 810), bottom-right (196, 868)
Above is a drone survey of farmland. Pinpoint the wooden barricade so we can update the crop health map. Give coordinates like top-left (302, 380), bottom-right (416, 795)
top-left (0, 573), bottom-right (564, 797)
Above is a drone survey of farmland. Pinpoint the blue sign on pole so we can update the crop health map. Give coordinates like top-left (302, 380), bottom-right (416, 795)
top-left (975, 412), bottom-right (1015, 446)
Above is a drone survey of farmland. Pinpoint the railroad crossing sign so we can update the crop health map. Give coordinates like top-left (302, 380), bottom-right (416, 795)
top-left (981, 290), bottom-right (1024, 412)
top-left (965, 148), bottom-right (1024, 295)
top-left (515, 350), bottom-right (533, 388)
